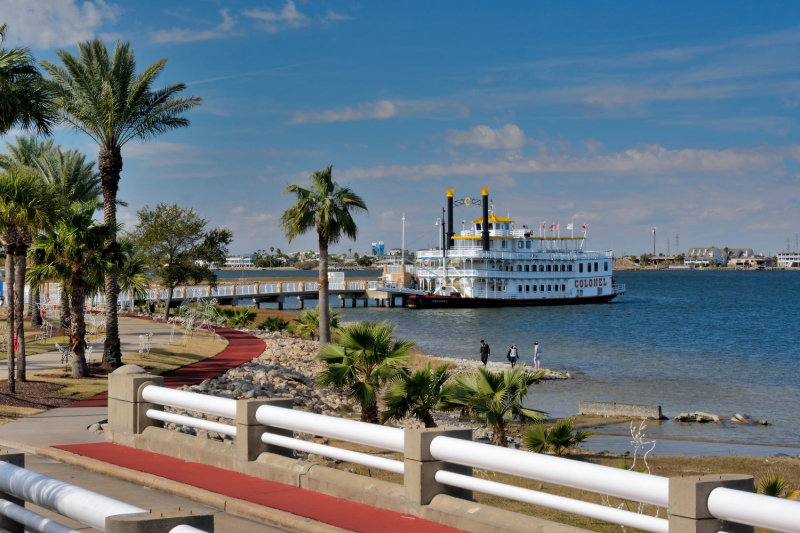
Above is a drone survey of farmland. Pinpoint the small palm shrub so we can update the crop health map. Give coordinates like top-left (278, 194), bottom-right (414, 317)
top-left (258, 317), bottom-right (289, 332)
top-left (227, 308), bottom-right (256, 327)
top-left (381, 362), bottom-right (451, 428)
top-left (288, 306), bottom-right (341, 340)
top-left (522, 418), bottom-right (592, 456)
top-left (756, 467), bottom-right (800, 500)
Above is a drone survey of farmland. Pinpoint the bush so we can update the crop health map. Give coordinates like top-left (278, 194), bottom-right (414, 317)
top-left (227, 308), bottom-right (256, 327)
top-left (258, 317), bottom-right (289, 332)
top-left (522, 418), bottom-right (592, 456)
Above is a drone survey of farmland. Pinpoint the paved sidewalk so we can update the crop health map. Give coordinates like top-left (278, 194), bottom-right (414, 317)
top-left (0, 317), bottom-right (175, 379)
top-left (4, 446), bottom-right (289, 532)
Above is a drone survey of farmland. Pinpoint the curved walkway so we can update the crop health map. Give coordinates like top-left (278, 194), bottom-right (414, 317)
top-left (69, 325), bottom-right (266, 407)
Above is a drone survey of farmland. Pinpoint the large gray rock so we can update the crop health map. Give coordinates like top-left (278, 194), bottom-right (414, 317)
top-left (111, 364), bottom-right (148, 375)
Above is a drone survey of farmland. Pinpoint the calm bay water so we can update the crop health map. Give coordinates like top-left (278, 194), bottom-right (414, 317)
top-left (336, 270), bottom-right (800, 448)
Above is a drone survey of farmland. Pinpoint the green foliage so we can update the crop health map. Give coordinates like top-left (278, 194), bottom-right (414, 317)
top-left (132, 203), bottom-right (233, 320)
top-left (756, 467), bottom-right (800, 500)
top-left (258, 317), bottom-right (289, 332)
top-left (288, 306), bottom-right (342, 339)
top-left (0, 25), bottom-right (57, 136)
top-left (357, 255), bottom-right (373, 267)
top-left (227, 308), bottom-right (256, 327)
top-left (615, 461), bottom-right (631, 470)
top-left (440, 366), bottom-right (546, 447)
top-left (522, 418), bottom-right (593, 456)
top-left (316, 321), bottom-right (416, 423)
top-left (380, 362), bottom-right (451, 428)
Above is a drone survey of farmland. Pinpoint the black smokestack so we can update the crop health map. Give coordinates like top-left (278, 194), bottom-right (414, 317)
top-left (446, 189), bottom-right (454, 250)
top-left (481, 186), bottom-right (490, 251)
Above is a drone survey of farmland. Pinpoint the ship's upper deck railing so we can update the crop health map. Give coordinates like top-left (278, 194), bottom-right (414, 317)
top-left (417, 249), bottom-right (613, 261)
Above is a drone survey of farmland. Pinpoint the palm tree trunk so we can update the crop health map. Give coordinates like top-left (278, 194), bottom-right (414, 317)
top-left (424, 412), bottom-right (438, 428)
top-left (491, 421), bottom-right (507, 447)
top-left (99, 147), bottom-right (122, 369)
top-left (361, 399), bottom-right (378, 424)
top-left (69, 274), bottom-right (89, 378)
top-left (14, 250), bottom-right (26, 382)
top-left (318, 235), bottom-right (330, 344)
top-left (29, 288), bottom-right (41, 327)
top-left (5, 252), bottom-right (15, 393)
top-left (163, 289), bottom-right (174, 322)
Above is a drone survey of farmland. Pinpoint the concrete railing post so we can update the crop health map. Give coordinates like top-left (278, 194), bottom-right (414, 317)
top-left (108, 371), bottom-right (165, 435)
top-left (0, 452), bottom-right (25, 533)
top-left (237, 399), bottom-right (294, 460)
top-left (106, 510), bottom-right (214, 532)
top-left (668, 474), bottom-right (754, 533)
top-left (404, 428), bottom-right (473, 508)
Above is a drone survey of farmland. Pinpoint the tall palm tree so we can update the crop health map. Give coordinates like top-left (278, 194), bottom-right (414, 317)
top-left (116, 237), bottom-right (148, 313)
top-left (0, 168), bottom-right (60, 390)
top-left (0, 24), bottom-right (57, 136)
top-left (316, 321), bottom-right (415, 423)
top-left (28, 201), bottom-right (120, 377)
top-left (441, 366), bottom-right (547, 447)
top-left (381, 362), bottom-right (451, 428)
top-left (41, 38), bottom-right (201, 369)
top-left (280, 165), bottom-right (368, 343)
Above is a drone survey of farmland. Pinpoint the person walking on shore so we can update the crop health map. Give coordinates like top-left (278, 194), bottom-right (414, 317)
top-left (479, 340), bottom-right (490, 366)
top-left (507, 344), bottom-right (519, 368)
top-left (533, 341), bottom-right (541, 369)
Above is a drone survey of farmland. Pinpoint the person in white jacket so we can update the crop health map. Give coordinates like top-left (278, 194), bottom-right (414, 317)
top-left (533, 342), bottom-right (541, 369)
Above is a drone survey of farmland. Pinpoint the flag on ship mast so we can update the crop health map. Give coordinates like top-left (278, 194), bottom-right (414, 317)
top-left (582, 223), bottom-right (587, 235)
top-left (567, 222), bottom-right (574, 238)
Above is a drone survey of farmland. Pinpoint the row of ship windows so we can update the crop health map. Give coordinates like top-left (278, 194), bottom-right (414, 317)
top-left (516, 284), bottom-right (566, 292)
top-left (497, 262), bottom-right (609, 273)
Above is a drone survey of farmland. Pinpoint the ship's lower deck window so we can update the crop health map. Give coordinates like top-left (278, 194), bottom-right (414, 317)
top-left (546, 265), bottom-right (552, 271)
top-left (568, 265), bottom-right (573, 271)
top-left (517, 265), bottom-right (522, 271)
top-left (579, 263), bottom-right (584, 273)
top-left (561, 284), bottom-right (566, 291)
top-left (604, 261), bottom-right (608, 271)
top-left (525, 265), bottom-right (530, 271)
top-left (533, 285), bottom-right (537, 292)
top-left (548, 285), bottom-right (552, 291)
top-left (539, 265), bottom-right (544, 271)
top-left (540, 285), bottom-right (545, 292)
top-left (525, 285), bottom-right (530, 292)
top-left (561, 265), bottom-right (566, 272)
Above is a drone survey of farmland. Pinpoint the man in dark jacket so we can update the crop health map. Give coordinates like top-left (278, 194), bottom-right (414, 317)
top-left (479, 340), bottom-right (490, 366)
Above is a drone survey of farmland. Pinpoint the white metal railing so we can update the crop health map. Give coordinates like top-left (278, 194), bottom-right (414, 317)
top-left (347, 281), bottom-right (363, 290)
top-left (615, 283), bottom-right (626, 294)
top-left (707, 486), bottom-right (800, 533)
top-left (260, 283), bottom-right (280, 294)
top-left (0, 460), bottom-right (205, 533)
top-left (283, 283), bottom-right (302, 292)
top-left (136, 385), bottom-right (798, 533)
top-left (386, 265), bottom-right (416, 274)
top-left (305, 282), bottom-right (319, 291)
top-left (417, 268), bottom-right (577, 280)
top-left (237, 284), bottom-right (257, 295)
top-left (211, 286), bottom-right (233, 297)
top-left (329, 282), bottom-right (345, 290)
top-left (186, 287), bottom-right (206, 298)
top-left (416, 250), bottom-right (612, 260)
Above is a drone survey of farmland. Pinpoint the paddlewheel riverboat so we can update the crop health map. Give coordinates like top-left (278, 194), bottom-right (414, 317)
top-left (407, 187), bottom-right (626, 308)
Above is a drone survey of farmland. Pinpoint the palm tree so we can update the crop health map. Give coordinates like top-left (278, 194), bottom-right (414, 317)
top-left (441, 366), bottom-right (546, 447)
top-left (0, 136), bottom-right (55, 169)
top-left (289, 306), bottom-right (341, 340)
top-left (317, 321), bottom-right (415, 423)
top-left (27, 201), bottom-right (120, 377)
top-left (522, 418), bottom-right (593, 456)
top-left (41, 38), bottom-right (201, 369)
top-left (381, 362), bottom-right (451, 428)
top-left (0, 168), bottom-right (60, 390)
top-left (116, 237), bottom-right (148, 314)
top-left (280, 166), bottom-right (368, 343)
top-left (0, 24), bottom-right (57, 136)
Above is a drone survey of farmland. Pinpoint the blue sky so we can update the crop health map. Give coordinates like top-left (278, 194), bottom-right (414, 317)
top-left (3, 0), bottom-right (800, 257)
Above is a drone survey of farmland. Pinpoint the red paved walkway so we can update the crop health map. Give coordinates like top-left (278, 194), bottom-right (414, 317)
top-left (55, 443), bottom-right (464, 533)
top-left (68, 326), bottom-right (265, 407)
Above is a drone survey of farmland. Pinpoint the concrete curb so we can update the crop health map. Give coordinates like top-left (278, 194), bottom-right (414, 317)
top-left (35, 445), bottom-right (352, 533)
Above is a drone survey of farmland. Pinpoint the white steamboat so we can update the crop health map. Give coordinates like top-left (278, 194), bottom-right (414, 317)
top-left (408, 187), bottom-right (625, 308)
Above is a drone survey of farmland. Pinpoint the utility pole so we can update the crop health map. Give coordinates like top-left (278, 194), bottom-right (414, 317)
top-left (652, 227), bottom-right (657, 259)
top-left (675, 233), bottom-right (679, 255)
top-left (788, 237), bottom-right (791, 253)
top-left (666, 239), bottom-right (670, 257)
top-left (401, 213), bottom-right (405, 262)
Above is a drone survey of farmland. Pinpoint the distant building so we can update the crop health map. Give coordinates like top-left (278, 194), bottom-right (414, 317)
top-left (685, 247), bottom-right (725, 266)
top-left (224, 255), bottom-right (254, 268)
top-left (388, 248), bottom-right (402, 256)
top-left (777, 252), bottom-right (800, 268)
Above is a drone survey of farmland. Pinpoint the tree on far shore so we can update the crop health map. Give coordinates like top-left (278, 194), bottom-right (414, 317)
top-left (280, 165), bottom-right (367, 344)
top-left (42, 38), bottom-right (201, 369)
top-left (133, 203), bottom-right (232, 322)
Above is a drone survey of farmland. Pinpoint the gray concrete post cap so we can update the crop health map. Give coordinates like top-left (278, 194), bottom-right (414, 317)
top-left (112, 365), bottom-right (150, 375)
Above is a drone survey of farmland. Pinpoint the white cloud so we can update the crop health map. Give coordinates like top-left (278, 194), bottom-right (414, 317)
top-left (446, 124), bottom-right (526, 150)
top-left (231, 206), bottom-right (246, 214)
top-left (0, 0), bottom-right (118, 49)
top-left (320, 10), bottom-right (352, 23)
top-left (288, 100), bottom-right (396, 124)
top-left (340, 143), bottom-right (800, 180)
top-left (151, 9), bottom-right (237, 44)
top-left (244, 1), bottom-right (309, 33)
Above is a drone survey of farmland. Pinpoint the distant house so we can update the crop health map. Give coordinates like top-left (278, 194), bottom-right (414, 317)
top-left (777, 252), bottom-right (800, 268)
top-left (685, 247), bottom-right (725, 266)
top-left (387, 248), bottom-right (403, 256)
top-left (224, 255), bottom-right (254, 268)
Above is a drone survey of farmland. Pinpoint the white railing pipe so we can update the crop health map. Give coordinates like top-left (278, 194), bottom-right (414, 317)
top-left (261, 433), bottom-right (404, 474)
top-left (146, 410), bottom-right (237, 437)
top-left (435, 471), bottom-right (667, 533)
top-left (255, 405), bottom-right (404, 452)
top-left (0, 499), bottom-right (81, 533)
top-left (430, 437), bottom-right (668, 507)
top-left (170, 526), bottom-right (209, 533)
top-left (141, 385), bottom-right (236, 419)
top-left (0, 461), bottom-right (144, 531)
top-left (707, 486), bottom-right (800, 533)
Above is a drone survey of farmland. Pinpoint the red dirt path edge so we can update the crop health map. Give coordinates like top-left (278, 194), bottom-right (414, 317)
top-left (54, 443), bottom-right (465, 533)
top-left (67, 324), bottom-right (265, 408)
